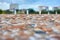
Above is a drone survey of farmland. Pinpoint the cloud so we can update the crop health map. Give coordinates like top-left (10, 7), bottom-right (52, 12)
top-left (0, 0), bottom-right (60, 11)
top-left (0, 0), bottom-right (42, 11)
top-left (0, 0), bottom-right (26, 4)
top-left (19, 4), bottom-right (40, 11)
top-left (0, 2), bottom-right (10, 10)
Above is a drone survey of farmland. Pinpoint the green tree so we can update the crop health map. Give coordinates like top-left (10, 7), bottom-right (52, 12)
top-left (57, 9), bottom-right (60, 14)
top-left (16, 9), bottom-right (20, 14)
top-left (53, 7), bottom-right (60, 14)
top-left (41, 9), bottom-right (48, 14)
top-left (0, 9), bottom-right (3, 14)
top-left (4, 10), bottom-right (13, 14)
top-left (28, 8), bottom-right (36, 14)
top-left (48, 10), bottom-right (55, 14)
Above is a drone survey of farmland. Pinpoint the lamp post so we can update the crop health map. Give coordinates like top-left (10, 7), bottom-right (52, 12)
top-left (39, 10), bottom-right (41, 15)
top-left (48, 10), bottom-right (50, 15)
top-left (53, 9), bottom-right (57, 15)
top-left (13, 8), bottom-right (16, 14)
top-left (27, 9), bottom-right (29, 15)
top-left (53, 7), bottom-right (58, 14)
top-left (56, 11), bottom-right (58, 14)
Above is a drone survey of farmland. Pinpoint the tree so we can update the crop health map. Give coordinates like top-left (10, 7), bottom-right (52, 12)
top-left (4, 10), bottom-right (13, 14)
top-left (41, 9), bottom-right (48, 14)
top-left (56, 9), bottom-right (60, 14)
top-left (28, 8), bottom-right (36, 14)
top-left (49, 10), bottom-right (55, 14)
top-left (16, 9), bottom-right (20, 14)
top-left (53, 7), bottom-right (60, 14)
top-left (0, 9), bottom-right (3, 14)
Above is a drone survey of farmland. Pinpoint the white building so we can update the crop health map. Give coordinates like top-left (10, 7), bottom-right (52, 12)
top-left (10, 3), bottom-right (19, 14)
top-left (53, 7), bottom-right (58, 14)
top-left (39, 6), bottom-right (48, 14)
top-left (53, 6), bottom-right (60, 14)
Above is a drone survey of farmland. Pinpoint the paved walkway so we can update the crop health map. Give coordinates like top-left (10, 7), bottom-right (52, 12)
top-left (0, 14), bottom-right (60, 40)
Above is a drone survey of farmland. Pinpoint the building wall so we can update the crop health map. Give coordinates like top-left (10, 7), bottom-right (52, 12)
top-left (10, 3), bottom-right (19, 11)
top-left (39, 6), bottom-right (48, 10)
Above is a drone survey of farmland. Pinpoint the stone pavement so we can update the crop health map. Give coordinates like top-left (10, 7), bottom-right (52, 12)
top-left (0, 14), bottom-right (60, 40)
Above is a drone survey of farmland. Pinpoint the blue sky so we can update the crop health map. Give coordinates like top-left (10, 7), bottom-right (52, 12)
top-left (0, 0), bottom-right (60, 11)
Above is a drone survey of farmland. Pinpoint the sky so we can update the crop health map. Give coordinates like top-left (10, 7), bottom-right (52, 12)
top-left (0, 0), bottom-right (60, 11)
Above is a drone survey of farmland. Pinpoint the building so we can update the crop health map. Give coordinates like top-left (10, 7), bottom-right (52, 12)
top-left (53, 6), bottom-right (60, 10)
top-left (18, 9), bottom-right (26, 14)
top-left (18, 9), bottom-right (29, 14)
top-left (57, 6), bottom-right (60, 9)
top-left (10, 3), bottom-right (19, 14)
top-left (53, 6), bottom-right (60, 14)
top-left (39, 6), bottom-right (48, 14)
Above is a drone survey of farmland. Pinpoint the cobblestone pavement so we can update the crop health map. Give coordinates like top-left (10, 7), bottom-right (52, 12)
top-left (0, 14), bottom-right (60, 40)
